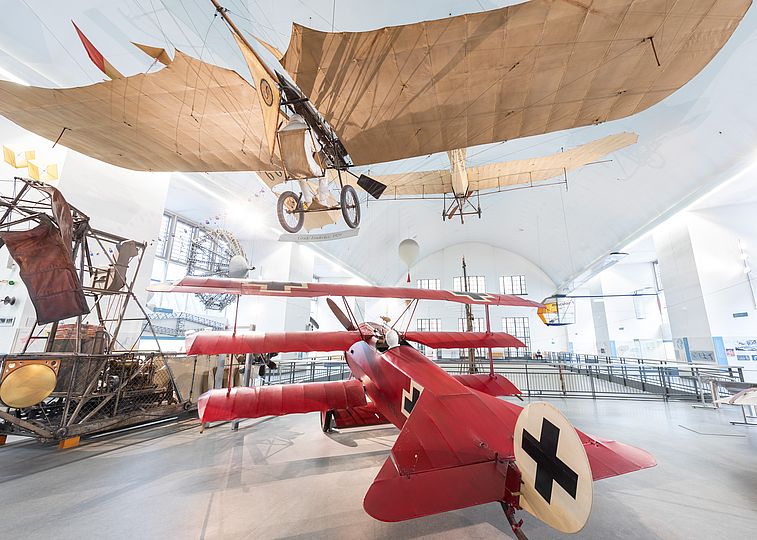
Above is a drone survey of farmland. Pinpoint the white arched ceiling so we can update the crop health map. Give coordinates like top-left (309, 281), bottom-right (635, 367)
top-left (1, 1), bottom-right (756, 289)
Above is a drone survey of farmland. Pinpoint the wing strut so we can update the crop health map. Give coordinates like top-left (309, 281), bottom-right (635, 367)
top-left (485, 304), bottom-right (494, 376)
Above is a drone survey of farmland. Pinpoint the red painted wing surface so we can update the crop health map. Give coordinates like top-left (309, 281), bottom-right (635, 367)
top-left (187, 331), bottom-right (362, 355)
top-left (404, 331), bottom-right (525, 349)
top-left (331, 403), bottom-right (391, 429)
top-left (197, 379), bottom-right (366, 423)
top-left (149, 276), bottom-right (543, 307)
top-left (453, 373), bottom-right (521, 396)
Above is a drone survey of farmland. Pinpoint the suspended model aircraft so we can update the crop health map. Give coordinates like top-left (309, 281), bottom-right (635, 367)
top-left (150, 277), bottom-right (656, 538)
top-left (0, 1), bottom-right (750, 231)
top-left (339, 132), bottom-right (638, 223)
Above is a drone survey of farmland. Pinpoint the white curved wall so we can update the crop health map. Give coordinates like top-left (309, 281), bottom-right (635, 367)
top-left (365, 242), bottom-right (568, 354)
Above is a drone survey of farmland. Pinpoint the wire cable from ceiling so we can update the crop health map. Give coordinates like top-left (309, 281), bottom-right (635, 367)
top-left (558, 182), bottom-right (575, 276)
top-left (149, 0), bottom-right (266, 158)
top-left (20, 0), bottom-right (99, 84)
top-left (224, 0), bottom-right (283, 50)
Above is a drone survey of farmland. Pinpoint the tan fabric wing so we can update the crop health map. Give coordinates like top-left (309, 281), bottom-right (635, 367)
top-left (349, 132), bottom-right (636, 196)
top-left (356, 169), bottom-right (454, 197)
top-left (468, 131), bottom-right (637, 192)
top-left (0, 51), bottom-right (282, 172)
top-left (283, 0), bottom-right (750, 167)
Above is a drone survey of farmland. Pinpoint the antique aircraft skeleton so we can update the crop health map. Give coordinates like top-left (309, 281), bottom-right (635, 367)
top-left (0, 1), bottom-right (750, 231)
top-left (150, 277), bottom-right (656, 537)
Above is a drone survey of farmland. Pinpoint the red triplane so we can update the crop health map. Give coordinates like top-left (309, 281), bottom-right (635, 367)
top-left (151, 278), bottom-right (655, 538)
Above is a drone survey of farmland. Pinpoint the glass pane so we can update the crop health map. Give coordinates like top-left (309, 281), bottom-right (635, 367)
top-left (155, 214), bottom-right (172, 258)
top-left (170, 220), bottom-right (194, 264)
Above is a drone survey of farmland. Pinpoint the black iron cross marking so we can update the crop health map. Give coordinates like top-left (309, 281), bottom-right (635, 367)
top-left (258, 281), bottom-right (305, 292)
top-left (452, 291), bottom-right (491, 302)
top-left (521, 418), bottom-right (578, 504)
top-left (401, 380), bottom-right (423, 417)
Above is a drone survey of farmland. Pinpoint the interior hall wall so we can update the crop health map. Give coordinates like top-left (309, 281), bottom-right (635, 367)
top-left (653, 215), bottom-right (715, 362)
top-left (364, 242), bottom-right (567, 355)
top-left (687, 206), bottom-right (757, 336)
top-left (599, 263), bottom-right (669, 359)
top-left (565, 286), bottom-right (598, 354)
top-left (686, 205), bottom-right (757, 377)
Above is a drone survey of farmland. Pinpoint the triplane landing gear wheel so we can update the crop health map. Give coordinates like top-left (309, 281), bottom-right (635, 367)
top-left (340, 184), bottom-right (361, 229)
top-left (277, 190), bottom-right (305, 233)
top-left (321, 410), bottom-right (334, 433)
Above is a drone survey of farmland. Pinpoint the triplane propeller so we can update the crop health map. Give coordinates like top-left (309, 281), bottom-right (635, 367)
top-left (149, 278), bottom-right (656, 538)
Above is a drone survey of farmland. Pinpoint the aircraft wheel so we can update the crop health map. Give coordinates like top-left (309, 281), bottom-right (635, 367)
top-left (340, 185), bottom-right (361, 229)
top-left (277, 191), bottom-right (304, 233)
top-left (321, 410), bottom-right (335, 432)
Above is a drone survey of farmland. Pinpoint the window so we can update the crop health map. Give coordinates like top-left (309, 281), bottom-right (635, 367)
top-left (502, 317), bottom-right (531, 357)
top-left (418, 318), bottom-right (442, 332)
top-left (500, 275), bottom-right (527, 295)
top-left (155, 213), bottom-right (172, 259)
top-left (458, 317), bottom-right (485, 332)
top-left (169, 220), bottom-right (195, 264)
top-left (417, 279), bottom-right (441, 290)
top-left (458, 317), bottom-right (486, 358)
top-left (416, 318), bottom-right (441, 357)
top-left (453, 276), bottom-right (486, 293)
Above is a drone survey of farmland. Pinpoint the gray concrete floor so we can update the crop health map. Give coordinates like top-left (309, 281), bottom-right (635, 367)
top-left (1, 399), bottom-right (756, 539)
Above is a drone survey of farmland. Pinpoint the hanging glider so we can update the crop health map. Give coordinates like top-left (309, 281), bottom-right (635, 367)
top-left (282, 0), bottom-right (751, 166)
top-left (347, 132), bottom-right (638, 198)
top-left (0, 0), bottom-right (749, 230)
top-left (156, 280), bottom-right (656, 538)
top-left (0, 46), bottom-right (277, 172)
top-left (340, 131), bottom-right (638, 222)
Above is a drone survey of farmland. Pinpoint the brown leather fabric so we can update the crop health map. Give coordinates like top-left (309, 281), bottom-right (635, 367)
top-left (38, 184), bottom-right (74, 250)
top-left (0, 218), bottom-right (89, 324)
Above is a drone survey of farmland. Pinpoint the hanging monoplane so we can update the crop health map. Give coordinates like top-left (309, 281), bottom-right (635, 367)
top-left (0, 0), bottom-right (750, 231)
top-left (149, 277), bottom-right (656, 538)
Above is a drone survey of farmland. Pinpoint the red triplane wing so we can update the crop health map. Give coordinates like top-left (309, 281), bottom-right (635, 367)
top-left (453, 373), bottom-right (521, 397)
top-left (197, 379), bottom-right (366, 423)
top-left (364, 389), bottom-right (655, 522)
top-left (331, 402), bottom-right (390, 429)
top-left (188, 330), bottom-right (525, 355)
top-left (148, 276), bottom-right (543, 307)
top-left (186, 331), bottom-right (362, 355)
top-left (403, 331), bottom-right (525, 349)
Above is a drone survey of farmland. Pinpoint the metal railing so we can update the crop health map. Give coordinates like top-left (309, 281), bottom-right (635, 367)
top-left (546, 351), bottom-right (687, 367)
top-left (259, 355), bottom-right (744, 402)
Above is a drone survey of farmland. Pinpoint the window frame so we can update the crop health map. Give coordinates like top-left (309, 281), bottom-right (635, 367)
top-left (453, 275), bottom-right (486, 294)
top-left (500, 274), bottom-right (527, 295)
top-left (416, 278), bottom-right (441, 290)
top-left (502, 316), bottom-right (531, 357)
top-left (416, 318), bottom-right (442, 357)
